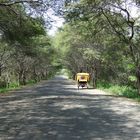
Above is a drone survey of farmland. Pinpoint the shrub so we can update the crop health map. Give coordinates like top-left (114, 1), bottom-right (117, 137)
top-left (0, 81), bottom-right (7, 88)
top-left (97, 81), bottom-right (139, 99)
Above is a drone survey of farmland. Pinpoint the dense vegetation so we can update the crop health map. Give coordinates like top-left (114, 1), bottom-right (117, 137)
top-left (1, 0), bottom-right (140, 97)
top-left (54, 0), bottom-right (140, 95)
top-left (0, 0), bottom-right (62, 92)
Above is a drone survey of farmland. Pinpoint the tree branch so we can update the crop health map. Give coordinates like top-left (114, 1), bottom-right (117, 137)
top-left (0, 0), bottom-right (41, 6)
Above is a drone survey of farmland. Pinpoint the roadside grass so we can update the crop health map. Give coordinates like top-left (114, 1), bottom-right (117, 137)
top-left (0, 88), bottom-right (10, 93)
top-left (97, 82), bottom-right (140, 101)
top-left (0, 80), bottom-right (37, 95)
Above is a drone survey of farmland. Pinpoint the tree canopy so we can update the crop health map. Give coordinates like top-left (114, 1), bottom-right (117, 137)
top-left (1, 0), bottom-right (140, 95)
top-left (0, 0), bottom-right (61, 86)
top-left (54, 0), bottom-right (140, 92)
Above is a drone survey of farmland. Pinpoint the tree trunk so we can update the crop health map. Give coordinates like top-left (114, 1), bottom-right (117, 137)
top-left (33, 67), bottom-right (38, 82)
top-left (92, 73), bottom-right (96, 88)
top-left (136, 66), bottom-right (140, 95)
top-left (19, 70), bottom-right (26, 85)
top-left (22, 72), bottom-right (26, 85)
top-left (19, 71), bottom-right (23, 85)
top-left (0, 66), bottom-right (2, 77)
top-left (91, 67), bottom-right (97, 89)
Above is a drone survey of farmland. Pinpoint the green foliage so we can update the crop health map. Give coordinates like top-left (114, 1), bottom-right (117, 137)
top-left (0, 4), bottom-right (58, 87)
top-left (0, 3), bottom-right (45, 43)
top-left (97, 82), bottom-right (139, 99)
top-left (1, 0), bottom-right (140, 96)
top-left (9, 82), bottom-right (19, 89)
top-left (0, 80), bottom-right (36, 94)
top-left (0, 82), bottom-right (19, 94)
top-left (128, 76), bottom-right (137, 82)
top-left (56, 0), bottom-right (140, 94)
top-left (4, 18), bottom-right (45, 43)
top-left (0, 88), bottom-right (9, 93)
top-left (97, 81), bottom-right (112, 89)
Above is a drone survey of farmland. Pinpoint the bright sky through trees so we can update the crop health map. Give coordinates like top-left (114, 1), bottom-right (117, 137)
top-left (47, 0), bottom-right (140, 36)
top-left (48, 17), bottom-right (64, 36)
top-left (47, 9), bottom-right (64, 36)
top-left (122, 0), bottom-right (140, 18)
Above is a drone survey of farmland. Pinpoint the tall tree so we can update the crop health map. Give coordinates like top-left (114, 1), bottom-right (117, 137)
top-left (63, 0), bottom-right (140, 93)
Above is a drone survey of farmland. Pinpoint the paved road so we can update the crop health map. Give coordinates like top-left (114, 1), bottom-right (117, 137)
top-left (0, 75), bottom-right (140, 140)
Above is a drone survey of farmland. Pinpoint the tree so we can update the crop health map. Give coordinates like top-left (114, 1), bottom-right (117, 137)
top-left (0, 0), bottom-right (66, 87)
top-left (62, 0), bottom-right (140, 93)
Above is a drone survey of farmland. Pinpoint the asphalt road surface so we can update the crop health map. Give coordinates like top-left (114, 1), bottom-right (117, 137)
top-left (0, 75), bottom-right (140, 140)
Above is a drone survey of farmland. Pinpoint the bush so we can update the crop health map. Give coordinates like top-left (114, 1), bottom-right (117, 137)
top-left (0, 81), bottom-right (7, 88)
top-left (97, 81), bottom-right (139, 99)
top-left (97, 81), bottom-right (112, 89)
top-left (108, 85), bottom-right (138, 98)
top-left (9, 82), bottom-right (19, 88)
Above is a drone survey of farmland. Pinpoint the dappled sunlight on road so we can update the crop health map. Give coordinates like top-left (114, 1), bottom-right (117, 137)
top-left (0, 75), bottom-right (140, 139)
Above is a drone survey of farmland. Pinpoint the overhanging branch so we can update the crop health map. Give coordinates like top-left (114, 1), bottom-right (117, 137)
top-left (0, 0), bottom-right (42, 6)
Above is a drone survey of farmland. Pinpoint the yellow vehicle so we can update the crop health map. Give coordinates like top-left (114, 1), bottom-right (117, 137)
top-left (76, 73), bottom-right (90, 89)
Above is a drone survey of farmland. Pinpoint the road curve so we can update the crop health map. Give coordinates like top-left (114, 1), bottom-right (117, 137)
top-left (0, 75), bottom-right (140, 140)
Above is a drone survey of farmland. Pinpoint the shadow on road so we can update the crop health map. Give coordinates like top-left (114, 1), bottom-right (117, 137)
top-left (0, 75), bottom-right (140, 140)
